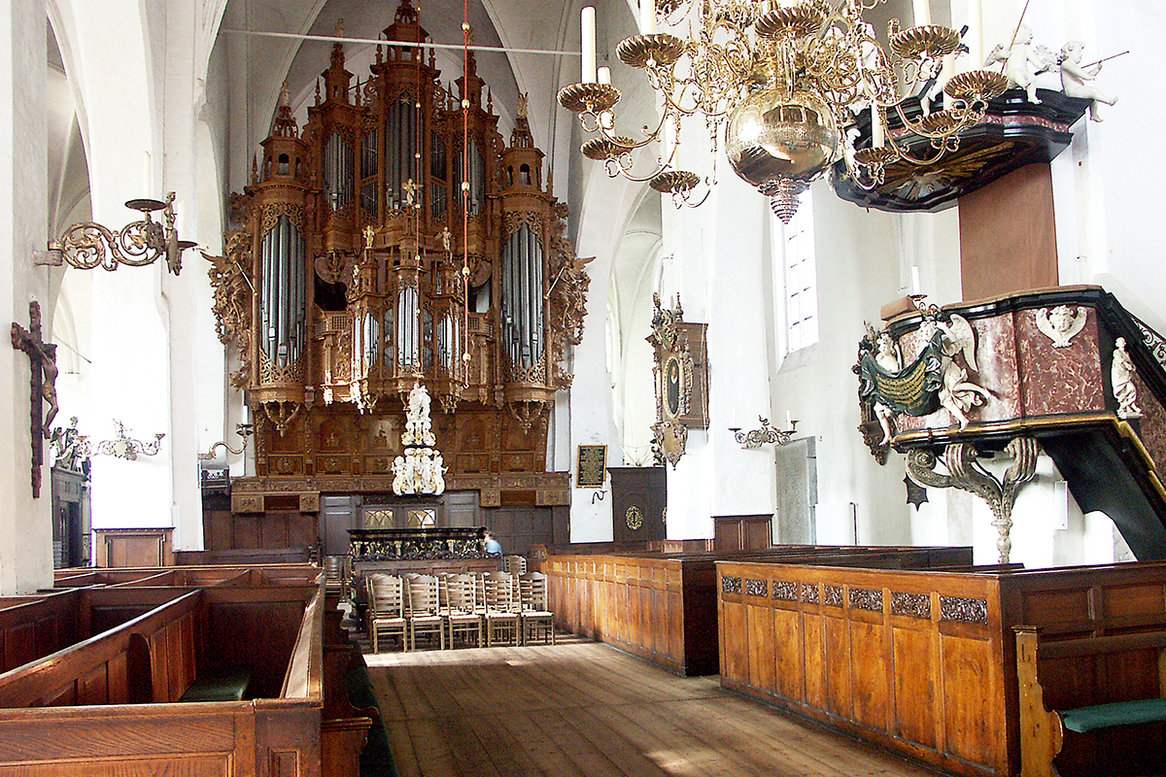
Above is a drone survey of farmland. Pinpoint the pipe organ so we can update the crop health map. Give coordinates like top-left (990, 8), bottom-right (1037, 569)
top-left (208, 0), bottom-right (589, 507)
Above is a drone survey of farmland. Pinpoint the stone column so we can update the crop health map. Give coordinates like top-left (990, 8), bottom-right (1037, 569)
top-left (0, 0), bottom-right (53, 593)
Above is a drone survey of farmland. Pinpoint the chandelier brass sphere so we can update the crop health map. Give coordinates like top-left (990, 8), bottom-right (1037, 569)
top-left (725, 87), bottom-right (841, 191)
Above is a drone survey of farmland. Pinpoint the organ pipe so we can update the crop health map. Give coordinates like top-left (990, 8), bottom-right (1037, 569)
top-left (323, 132), bottom-right (354, 211)
top-left (500, 222), bottom-right (545, 372)
top-left (260, 214), bottom-right (306, 369)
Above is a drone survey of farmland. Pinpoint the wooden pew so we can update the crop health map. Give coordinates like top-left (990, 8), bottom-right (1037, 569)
top-left (0, 566), bottom-right (372, 777)
top-left (0, 589), bottom-right (83, 672)
top-left (1015, 626), bottom-right (1166, 777)
top-left (716, 557), bottom-right (1166, 777)
top-left (546, 545), bottom-right (974, 676)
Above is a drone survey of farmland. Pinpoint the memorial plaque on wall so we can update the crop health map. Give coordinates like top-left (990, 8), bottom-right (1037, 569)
top-left (576, 445), bottom-right (607, 487)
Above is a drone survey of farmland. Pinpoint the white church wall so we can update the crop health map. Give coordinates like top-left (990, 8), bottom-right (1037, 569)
top-left (704, 175), bottom-right (778, 521)
top-left (0, 0), bottom-right (53, 594)
top-left (566, 166), bottom-right (640, 542)
top-left (52, 0), bottom-right (177, 540)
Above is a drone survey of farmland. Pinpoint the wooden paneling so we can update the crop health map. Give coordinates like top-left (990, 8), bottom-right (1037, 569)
top-left (609, 467), bottom-right (666, 544)
top-left (959, 163), bottom-right (1058, 300)
top-left (713, 514), bottom-right (772, 551)
top-left (95, 528), bottom-right (174, 568)
top-left (718, 559), bottom-right (1166, 777)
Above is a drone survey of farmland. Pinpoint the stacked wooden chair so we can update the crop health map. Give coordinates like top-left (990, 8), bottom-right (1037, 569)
top-left (482, 571), bottom-right (520, 646)
top-left (403, 574), bottom-right (445, 651)
top-left (517, 571), bottom-right (555, 645)
top-left (502, 554), bottom-right (527, 576)
top-left (366, 574), bottom-right (406, 653)
top-left (442, 574), bottom-right (483, 648)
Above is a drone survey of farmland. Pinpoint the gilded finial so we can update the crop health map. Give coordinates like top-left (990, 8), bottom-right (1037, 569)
top-left (279, 81), bottom-right (290, 107)
top-left (335, 18), bottom-right (345, 37)
top-left (363, 226), bottom-right (375, 250)
top-left (516, 92), bottom-right (528, 120)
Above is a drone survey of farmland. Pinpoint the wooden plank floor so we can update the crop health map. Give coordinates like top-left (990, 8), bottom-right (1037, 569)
top-left (364, 641), bottom-right (943, 777)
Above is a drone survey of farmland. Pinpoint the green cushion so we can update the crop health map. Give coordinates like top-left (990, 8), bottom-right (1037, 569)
top-left (1061, 698), bottom-right (1166, 733)
top-left (179, 669), bottom-right (251, 702)
top-left (345, 653), bottom-right (398, 777)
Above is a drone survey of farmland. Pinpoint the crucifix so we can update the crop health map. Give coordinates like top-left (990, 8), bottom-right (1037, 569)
top-left (11, 301), bottom-right (58, 498)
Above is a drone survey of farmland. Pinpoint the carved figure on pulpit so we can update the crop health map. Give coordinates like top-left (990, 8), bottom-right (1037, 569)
top-left (858, 325), bottom-right (943, 446)
top-left (1112, 337), bottom-right (1143, 419)
top-left (1036, 305), bottom-right (1088, 347)
top-left (922, 315), bottom-right (992, 430)
top-left (872, 332), bottom-right (903, 445)
top-left (985, 25), bottom-right (1056, 104)
top-left (1059, 41), bottom-right (1118, 122)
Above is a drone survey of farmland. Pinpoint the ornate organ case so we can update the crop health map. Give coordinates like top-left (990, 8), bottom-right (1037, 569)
top-left (210, 1), bottom-right (587, 510)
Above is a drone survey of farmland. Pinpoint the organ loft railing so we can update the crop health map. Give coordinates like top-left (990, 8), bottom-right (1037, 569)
top-left (206, 0), bottom-right (589, 493)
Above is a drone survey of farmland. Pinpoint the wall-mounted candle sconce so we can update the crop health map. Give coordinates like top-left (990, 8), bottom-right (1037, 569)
top-left (729, 415), bottom-right (798, 449)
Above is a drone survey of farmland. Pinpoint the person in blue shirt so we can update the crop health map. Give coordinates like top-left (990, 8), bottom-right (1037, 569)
top-left (484, 531), bottom-right (502, 557)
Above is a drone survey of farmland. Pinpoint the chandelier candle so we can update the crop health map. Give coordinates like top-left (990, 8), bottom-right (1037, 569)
top-left (598, 66), bottom-right (611, 85)
top-left (581, 6), bottom-right (597, 83)
top-left (640, 0), bottom-right (657, 35)
top-left (871, 105), bottom-right (885, 149)
top-left (913, 0), bottom-right (931, 27)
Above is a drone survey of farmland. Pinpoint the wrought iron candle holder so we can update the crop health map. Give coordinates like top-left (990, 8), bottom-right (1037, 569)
top-left (729, 415), bottom-right (798, 449)
top-left (197, 423), bottom-right (255, 461)
top-left (88, 420), bottom-right (165, 461)
top-left (35, 192), bottom-right (196, 276)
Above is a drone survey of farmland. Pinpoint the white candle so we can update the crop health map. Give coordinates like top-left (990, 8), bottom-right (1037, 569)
top-left (640, 0), bottom-right (657, 35)
top-left (785, 410), bottom-right (793, 428)
top-left (871, 104), bottom-right (885, 149)
top-left (966, 0), bottom-right (983, 68)
top-left (912, 0), bottom-right (931, 26)
top-left (939, 52), bottom-right (955, 104)
top-left (597, 66), bottom-right (611, 85)
top-left (911, 265), bottom-right (921, 294)
top-left (581, 6), bottom-right (597, 84)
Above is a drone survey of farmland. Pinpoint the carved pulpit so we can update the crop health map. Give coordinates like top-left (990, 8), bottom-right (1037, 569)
top-left (857, 288), bottom-right (1166, 562)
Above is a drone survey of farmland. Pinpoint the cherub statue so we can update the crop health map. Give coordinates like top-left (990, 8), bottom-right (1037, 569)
top-left (1036, 305), bottom-right (1088, 347)
top-left (920, 315), bottom-right (992, 430)
top-left (391, 454), bottom-right (410, 494)
top-left (1112, 337), bottom-right (1143, 418)
top-left (985, 24), bottom-right (1057, 104)
top-left (1059, 41), bottom-right (1118, 121)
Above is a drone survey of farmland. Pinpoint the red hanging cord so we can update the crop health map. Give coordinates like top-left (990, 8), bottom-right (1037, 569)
top-left (461, 3), bottom-right (472, 389)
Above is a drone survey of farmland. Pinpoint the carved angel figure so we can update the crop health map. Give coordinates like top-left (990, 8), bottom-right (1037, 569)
top-left (872, 331), bottom-right (903, 445)
top-left (1036, 305), bottom-right (1088, 347)
top-left (392, 453), bottom-right (414, 495)
top-left (985, 25), bottom-right (1057, 104)
top-left (1112, 337), bottom-right (1143, 419)
top-left (921, 315), bottom-right (992, 430)
top-left (1060, 41), bottom-right (1117, 121)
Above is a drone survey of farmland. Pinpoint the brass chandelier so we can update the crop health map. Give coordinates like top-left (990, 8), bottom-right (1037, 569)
top-left (558, 0), bottom-right (1008, 221)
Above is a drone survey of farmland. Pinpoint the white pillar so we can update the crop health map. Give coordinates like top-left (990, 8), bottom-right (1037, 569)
top-left (0, 0), bottom-right (53, 593)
